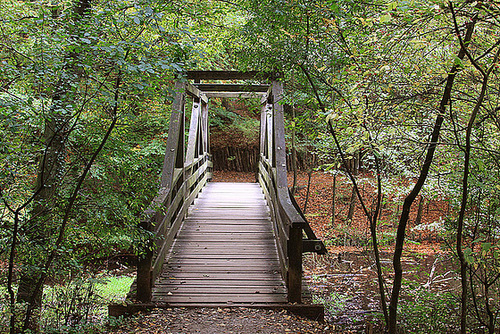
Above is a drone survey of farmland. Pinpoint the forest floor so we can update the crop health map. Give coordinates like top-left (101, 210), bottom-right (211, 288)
top-left (110, 307), bottom-right (329, 333)
top-left (109, 170), bottom-right (456, 333)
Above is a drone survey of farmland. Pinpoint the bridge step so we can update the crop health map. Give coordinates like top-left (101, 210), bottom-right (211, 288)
top-left (152, 182), bottom-right (287, 305)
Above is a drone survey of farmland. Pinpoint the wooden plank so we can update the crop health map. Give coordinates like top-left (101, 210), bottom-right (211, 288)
top-left (154, 295), bottom-right (287, 303)
top-left (185, 102), bottom-right (201, 165)
top-left (193, 195), bottom-right (265, 200)
top-left (194, 195), bottom-right (266, 200)
top-left (159, 279), bottom-right (285, 286)
top-left (204, 92), bottom-right (266, 98)
top-left (159, 274), bottom-right (282, 281)
top-left (175, 237), bottom-right (275, 243)
top-left (166, 258), bottom-right (278, 264)
top-left (185, 214), bottom-right (270, 220)
top-left (172, 239), bottom-right (274, 246)
top-left (172, 242), bottom-right (277, 248)
top-left (166, 265), bottom-right (280, 270)
top-left (182, 221), bottom-right (272, 227)
top-left (170, 254), bottom-right (277, 259)
top-left (165, 262), bottom-right (278, 268)
top-left (155, 287), bottom-right (287, 294)
top-left (185, 82), bottom-right (208, 104)
top-left (171, 243), bottom-right (276, 249)
top-left (191, 200), bottom-right (267, 205)
top-left (182, 226), bottom-right (276, 233)
top-left (195, 84), bottom-right (270, 93)
top-left (168, 258), bottom-right (279, 264)
top-left (174, 234), bottom-right (274, 240)
top-left (160, 82), bottom-right (185, 188)
top-left (157, 287), bottom-right (286, 292)
top-left (169, 254), bottom-right (278, 259)
top-left (165, 267), bottom-right (280, 273)
top-left (109, 303), bottom-right (324, 323)
top-left (187, 207), bottom-right (269, 213)
top-left (177, 235), bottom-right (274, 240)
top-left (178, 229), bottom-right (273, 234)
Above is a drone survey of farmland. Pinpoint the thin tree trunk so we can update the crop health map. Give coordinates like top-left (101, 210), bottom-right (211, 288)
top-left (291, 107), bottom-right (298, 195)
top-left (301, 63), bottom-right (390, 326)
top-left (303, 169), bottom-right (312, 214)
top-left (8, 212), bottom-right (19, 334)
top-left (450, 7), bottom-right (500, 332)
top-left (415, 195), bottom-right (424, 226)
top-left (331, 173), bottom-right (336, 226)
top-left (388, 17), bottom-right (477, 333)
top-left (347, 185), bottom-right (357, 224)
top-left (370, 149), bottom-right (389, 325)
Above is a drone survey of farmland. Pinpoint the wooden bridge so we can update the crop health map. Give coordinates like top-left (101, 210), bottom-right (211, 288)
top-left (115, 71), bottom-right (326, 317)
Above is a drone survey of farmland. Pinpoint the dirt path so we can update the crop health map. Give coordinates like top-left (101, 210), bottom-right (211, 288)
top-left (108, 307), bottom-right (330, 334)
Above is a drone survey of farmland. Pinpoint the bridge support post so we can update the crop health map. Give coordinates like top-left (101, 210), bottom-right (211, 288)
top-left (288, 226), bottom-right (303, 303)
top-left (136, 248), bottom-right (152, 303)
top-left (136, 219), bottom-right (153, 303)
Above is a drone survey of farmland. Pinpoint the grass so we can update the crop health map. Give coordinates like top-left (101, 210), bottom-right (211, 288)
top-left (96, 275), bottom-right (134, 302)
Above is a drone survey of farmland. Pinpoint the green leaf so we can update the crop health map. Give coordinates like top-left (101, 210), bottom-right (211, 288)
top-left (380, 14), bottom-right (391, 23)
top-left (387, 2), bottom-right (398, 10)
top-left (481, 242), bottom-right (492, 253)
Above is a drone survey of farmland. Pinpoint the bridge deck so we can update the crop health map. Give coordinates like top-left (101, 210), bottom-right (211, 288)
top-left (152, 182), bottom-right (287, 305)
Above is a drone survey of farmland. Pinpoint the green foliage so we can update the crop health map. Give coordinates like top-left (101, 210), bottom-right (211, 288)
top-left (209, 98), bottom-right (260, 142)
top-left (312, 291), bottom-right (349, 319)
top-left (0, 274), bottom-right (133, 333)
top-left (41, 276), bottom-right (106, 333)
top-left (398, 289), bottom-right (459, 333)
top-left (0, 0), bottom-right (215, 329)
top-left (0, 0), bottom-right (499, 331)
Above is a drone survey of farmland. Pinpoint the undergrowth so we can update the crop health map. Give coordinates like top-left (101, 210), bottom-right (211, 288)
top-left (0, 274), bottom-right (133, 333)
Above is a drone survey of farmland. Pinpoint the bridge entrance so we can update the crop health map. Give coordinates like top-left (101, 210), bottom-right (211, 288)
top-left (129, 71), bottom-right (326, 311)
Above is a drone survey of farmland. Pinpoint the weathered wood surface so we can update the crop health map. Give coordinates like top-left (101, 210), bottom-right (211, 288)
top-left (194, 83), bottom-right (270, 92)
top-left (186, 70), bottom-right (277, 81)
top-left (152, 182), bottom-right (287, 305)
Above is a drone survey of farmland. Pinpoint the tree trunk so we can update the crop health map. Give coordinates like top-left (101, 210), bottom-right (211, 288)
top-left (16, 0), bottom-right (92, 329)
top-left (331, 173), bottom-right (336, 227)
top-left (303, 170), bottom-right (312, 214)
top-left (347, 185), bottom-right (357, 225)
top-left (388, 17), bottom-right (477, 333)
top-left (415, 195), bottom-right (424, 226)
top-left (291, 107), bottom-right (298, 195)
top-left (17, 90), bottom-right (69, 307)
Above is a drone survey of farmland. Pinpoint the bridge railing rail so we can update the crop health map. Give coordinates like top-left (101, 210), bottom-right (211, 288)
top-left (136, 81), bottom-right (212, 303)
top-left (258, 80), bottom-right (327, 303)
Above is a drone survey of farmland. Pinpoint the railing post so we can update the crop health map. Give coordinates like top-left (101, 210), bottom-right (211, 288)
top-left (136, 218), bottom-right (153, 303)
top-left (288, 225), bottom-right (303, 303)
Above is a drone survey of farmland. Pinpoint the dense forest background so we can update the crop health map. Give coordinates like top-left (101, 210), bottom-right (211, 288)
top-left (1, 0), bottom-right (499, 333)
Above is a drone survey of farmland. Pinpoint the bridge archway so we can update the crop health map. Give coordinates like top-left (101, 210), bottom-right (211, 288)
top-left (135, 71), bottom-right (326, 306)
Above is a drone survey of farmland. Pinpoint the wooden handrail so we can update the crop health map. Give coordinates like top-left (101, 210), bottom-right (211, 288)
top-left (257, 80), bottom-right (326, 304)
top-left (136, 81), bottom-right (212, 303)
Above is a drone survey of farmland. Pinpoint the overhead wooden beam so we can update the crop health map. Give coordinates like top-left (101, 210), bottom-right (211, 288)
top-left (185, 82), bottom-right (208, 104)
top-left (204, 92), bottom-right (266, 98)
top-left (186, 71), bottom-right (279, 81)
top-left (195, 84), bottom-right (270, 92)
